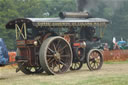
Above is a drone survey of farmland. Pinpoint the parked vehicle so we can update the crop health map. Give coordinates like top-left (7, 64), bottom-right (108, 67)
top-left (0, 38), bottom-right (9, 66)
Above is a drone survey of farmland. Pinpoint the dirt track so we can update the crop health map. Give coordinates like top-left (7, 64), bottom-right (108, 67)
top-left (0, 63), bottom-right (128, 85)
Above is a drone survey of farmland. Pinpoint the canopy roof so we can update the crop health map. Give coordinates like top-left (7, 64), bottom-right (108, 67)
top-left (6, 18), bottom-right (109, 29)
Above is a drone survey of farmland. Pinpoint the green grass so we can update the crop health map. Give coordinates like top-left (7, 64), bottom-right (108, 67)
top-left (0, 62), bottom-right (128, 85)
top-left (31, 74), bottom-right (128, 85)
top-left (104, 60), bottom-right (128, 64)
top-left (77, 74), bottom-right (128, 85)
top-left (1, 74), bottom-right (127, 85)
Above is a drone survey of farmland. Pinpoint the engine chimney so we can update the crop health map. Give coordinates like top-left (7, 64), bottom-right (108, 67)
top-left (59, 12), bottom-right (92, 19)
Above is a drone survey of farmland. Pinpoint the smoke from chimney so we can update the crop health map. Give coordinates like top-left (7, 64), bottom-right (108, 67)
top-left (77, 0), bottom-right (125, 13)
top-left (77, 0), bottom-right (98, 12)
top-left (77, 0), bottom-right (88, 12)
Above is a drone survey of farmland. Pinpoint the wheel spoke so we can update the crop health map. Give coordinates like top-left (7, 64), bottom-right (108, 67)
top-left (28, 67), bottom-right (32, 70)
top-left (59, 60), bottom-right (67, 67)
top-left (53, 43), bottom-right (57, 52)
top-left (93, 62), bottom-right (98, 69)
top-left (59, 44), bottom-right (68, 52)
top-left (96, 59), bottom-right (100, 63)
top-left (48, 47), bottom-right (55, 54)
top-left (73, 63), bottom-right (75, 69)
top-left (93, 62), bottom-right (96, 68)
top-left (91, 53), bottom-right (94, 58)
top-left (89, 58), bottom-right (94, 61)
top-left (77, 62), bottom-right (80, 66)
top-left (47, 50), bottom-right (52, 54)
top-left (60, 50), bottom-right (64, 54)
top-left (47, 55), bottom-right (54, 57)
top-left (34, 67), bottom-right (40, 72)
top-left (61, 55), bottom-right (70, 57)
top-left (47, 58), bottom-right (51, 62)
top-left (57, 45), bottom-right (62, 52)
top-left (95, 63), bottom-right (99, 68)
top-left (89, 55), bottom-right (93, 59)
top-left (51, 63), bottom-right (55, 70)
top-left (90, 62), bottom-right (93, 66)
top-left (48, 58), bottom-right (55, 64)
top-left (74, 63), bottom-right (77, 69)
top-left (56, 39), bottom-right (61, 49)
top-left (94, 63), bottom-right (97, 69)
top-left (60, 58), bottom-right (66, 62)
top-left (95, 52), bottom-right (99, 57)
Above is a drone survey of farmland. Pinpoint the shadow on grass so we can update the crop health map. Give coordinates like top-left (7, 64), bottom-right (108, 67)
top-left (0, 66), bottom-right (91, 80)
top-left (0, 77), bottom-right (8, 80)
top-left (35, 68), bottom-right (89, 76)
top-left (66, 69), bottom-right (89, 74)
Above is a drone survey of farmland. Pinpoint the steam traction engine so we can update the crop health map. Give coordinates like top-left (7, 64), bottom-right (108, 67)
top-left (6, 12), bottom-right (109, 75)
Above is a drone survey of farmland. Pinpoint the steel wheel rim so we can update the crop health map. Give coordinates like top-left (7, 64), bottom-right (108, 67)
top-left (47, 39), bottom-right (71, 73)
top-left (40, 37), bottom-right (72, 75)
top-left (87, 49), bottom-right (103, 70)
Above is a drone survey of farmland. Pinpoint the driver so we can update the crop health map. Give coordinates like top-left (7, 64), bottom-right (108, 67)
top-left (80, 26), bottom-right (96, 41)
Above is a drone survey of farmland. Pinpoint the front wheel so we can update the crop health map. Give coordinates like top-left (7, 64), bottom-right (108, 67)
top-left (86, 49), bottom-right (103, 71)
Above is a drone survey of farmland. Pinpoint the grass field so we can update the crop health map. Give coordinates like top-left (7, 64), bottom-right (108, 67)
top-left (0, 62), bottom-right (128, 85)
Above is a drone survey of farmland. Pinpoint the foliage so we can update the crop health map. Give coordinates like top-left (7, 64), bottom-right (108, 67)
top-left (0, 0), bottom-right (128, 50)
top-left (0, 0), bottom-right (76, 50)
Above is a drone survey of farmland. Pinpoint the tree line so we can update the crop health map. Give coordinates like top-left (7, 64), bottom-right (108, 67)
top-left (0, 0), bottom-right (128, 50)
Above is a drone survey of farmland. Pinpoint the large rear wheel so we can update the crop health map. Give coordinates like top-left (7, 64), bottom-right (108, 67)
top-left (39, 36), bottom-right (73, 75)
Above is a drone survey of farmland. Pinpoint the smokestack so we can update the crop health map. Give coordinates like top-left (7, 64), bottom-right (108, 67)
top-left (59, 12), bottom-right (91, 19)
